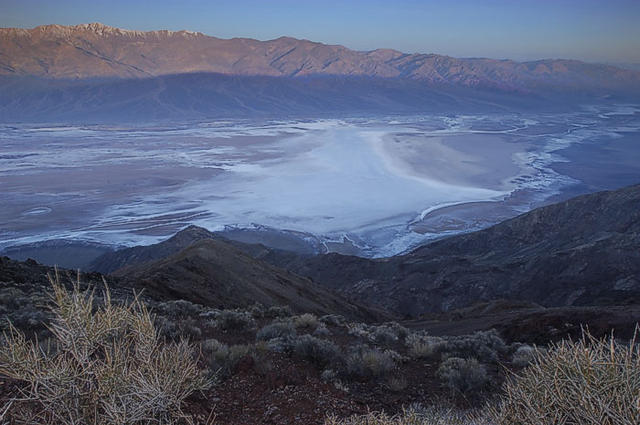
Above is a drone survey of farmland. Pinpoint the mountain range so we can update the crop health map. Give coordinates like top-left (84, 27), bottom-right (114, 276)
top-left (2, 23), bottom-right (640, 122)
top-left (2, 22), bottom-right (637, 88)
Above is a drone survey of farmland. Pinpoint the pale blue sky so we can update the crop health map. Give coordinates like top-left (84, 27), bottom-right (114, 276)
top-left (1, 0), bottom-right (639, 62)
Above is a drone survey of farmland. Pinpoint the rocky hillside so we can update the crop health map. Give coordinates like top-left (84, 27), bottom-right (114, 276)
top-left (90, 225), bottom-right (221, 273)
top-left (0, 238), bottom-right (381, 322)
top-left (113, 238), bottom-right (383, 321)
top-left (89, 225), bottom-right (299, 275)
top-left (278, 184), bottom-right (640, 316)
top-left (88, 184), bottom-right (640, 317)
top-left (2, 251), bottom-right (639, 424)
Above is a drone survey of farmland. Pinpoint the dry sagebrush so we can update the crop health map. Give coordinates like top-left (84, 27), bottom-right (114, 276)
top-left (491, 328), bottom-right (640, 425)
top-left (0, 272), bottom-right (211, 425)
top-left (436, 357), bottom-right (489, 394)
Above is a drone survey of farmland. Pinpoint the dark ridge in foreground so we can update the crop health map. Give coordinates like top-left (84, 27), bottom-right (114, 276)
top-left (89, 225), bottom-right (221, 274)
top-left (0, 242), bottom-right (382, 323)
top-left (277, 184), bottom-right (640, 316)
top-left (113, 238), bottom-right (384, 321)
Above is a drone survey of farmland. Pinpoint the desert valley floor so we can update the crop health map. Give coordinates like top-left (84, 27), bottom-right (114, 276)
top-left (1, 103), bottom-right (639, 257)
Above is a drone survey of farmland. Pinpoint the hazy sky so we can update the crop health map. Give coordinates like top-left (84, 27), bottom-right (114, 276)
top-left (2, 0), bottom-right (639, 63)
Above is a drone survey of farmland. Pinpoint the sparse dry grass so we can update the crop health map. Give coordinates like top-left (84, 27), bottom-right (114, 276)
top-left (406, 334), bottom-right (444, 359)
top-left (325, 406), bottom-right (488, 425)
top-left (0, 271), bottom-right (211, 425)
top-left (491, 328), bottom-right (640, 425)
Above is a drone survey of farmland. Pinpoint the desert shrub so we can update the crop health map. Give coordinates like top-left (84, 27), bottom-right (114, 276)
top-left (251, 351), bottom-right (275, 376)
top-left (0, 287), bottom-right (52, 339)
top-left (248, 303), bottom-right (266, 318)
top-left (3, 308), bottom-right (49, 331)
top-left (320, 314), bottom-right (347, 327)
top-left (265, 336), bottom-right (296, 353)
top-left (155, 315), bottom-right (205, 341)
top-left (256, 320), bottom-right (297, 341)
top-left (156, 315), bottom-right (180, 340)
top-left (264, 304), bottom-right (293, 318)
top-left (0, 273), bottom-right (210, 425)
top-left (325, 405), bottom-right (489, 425)
top-left (201, 338), bottom-right (250, 377)
top-left (197, 308), bottom-right (220, 320)
top-left (0, 287), bottom-right (32, 310)
top-left (183, 319), bottom-right (203, 338)
top-left (313, 324), bottom-right (332, 337)
top-left (511, 344), bottom-right (536, 367)
top-left (293, 334), bottom-right (343, 369)
top-left (256, 320), bottom-right (298, 353)
top-left (347, 322), bottom-right (371, 339)
top-left (346, 346), bottom-right (396, 379)
top-left (382, 348), bottom-right (404, 363)
top-left (371, 326), bottom-right (399, 345)
top-left (407, 335), bottom-right (445, 359)
top-left (347, 322), bottom-right (408, 345)
top-left (383, 322), bottom-right (410, 339)
top-left (293, 313), bottom-right (320, 331)
top-left (154, 299), bottom-right (204, 318)
top-left (215, 309), bottom-right (255, 331)
top-left (437, 357), bottom-right (489, 394)
top-left (441, 329), bottom-right (507, 362)
top-left (321, 368), bottom-right (339, 383)
top-left (386, 375), bottom-right (408, 392)
top-left (404, 330), bottom-right (505, 362)
top-left (490, 329), bottom-right (640, 425)
top-left (201, 338), bottom-right (228, 354)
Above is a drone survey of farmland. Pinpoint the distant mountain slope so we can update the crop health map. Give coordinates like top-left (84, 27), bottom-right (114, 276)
top-left (1, 23), bottom-right (639, 122)
top-left (114, 238), bottom-right (382, 321)
top-left (90, 225), bottom-right (220, 274)
top-left (0, 72), bottom-right (539, 123)
top-left (2, 23), bottom-right (638, 92)
top-left (89, 225), bottom-right (292, 274)
top-left (274, 184), bottom-right (640, 316)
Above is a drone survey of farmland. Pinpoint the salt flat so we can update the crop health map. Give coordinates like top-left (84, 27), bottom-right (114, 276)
top-left (1, 105), bottom-right (639, 257)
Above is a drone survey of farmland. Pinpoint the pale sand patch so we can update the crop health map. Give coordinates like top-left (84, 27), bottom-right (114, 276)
top-left (409, 187), bottom-right (544, 235)
top-left (377, 132), bottom-right (532, 191)
top-left (411, 200), bottom-right (514, 234)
